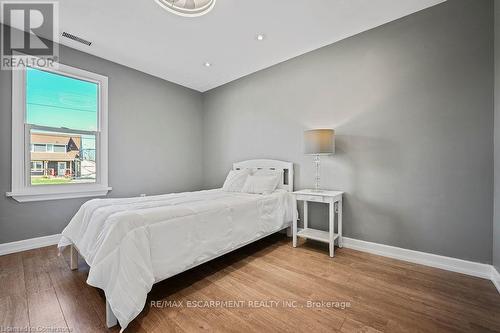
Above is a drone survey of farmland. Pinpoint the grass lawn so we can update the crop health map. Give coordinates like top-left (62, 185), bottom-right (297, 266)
top-left (31, 177), bottom-right (72, 185)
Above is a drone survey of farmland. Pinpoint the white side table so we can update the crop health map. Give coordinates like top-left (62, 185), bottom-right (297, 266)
top-left (292, 189), bottom-right (344, 257)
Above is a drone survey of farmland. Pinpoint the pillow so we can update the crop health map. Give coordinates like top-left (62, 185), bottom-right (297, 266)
top-left (253, 169), bottom-right (283, 189)
top-left (241, 175), bottom-right (280, 195)
top-left (222, 169), bottom-right (251, 192)
top-left (253, 169), bottom-right (283, 176)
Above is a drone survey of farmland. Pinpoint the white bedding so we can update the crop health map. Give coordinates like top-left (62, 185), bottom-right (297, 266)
top-left (58, 189), bottom-right (294, 330)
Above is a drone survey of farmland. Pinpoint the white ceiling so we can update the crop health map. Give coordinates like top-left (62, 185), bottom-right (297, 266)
top-left (4, 0), bottom-right (445, 92)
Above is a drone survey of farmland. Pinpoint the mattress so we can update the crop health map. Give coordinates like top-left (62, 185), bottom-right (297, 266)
top-left (58, 188), bottom-right (294, 330)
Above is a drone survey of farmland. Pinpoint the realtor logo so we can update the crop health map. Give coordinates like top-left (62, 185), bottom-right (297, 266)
top-left (1, 1), bottom-right (59, 70)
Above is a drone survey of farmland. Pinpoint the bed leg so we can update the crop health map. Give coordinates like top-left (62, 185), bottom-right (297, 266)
top-left (106, 299), bottom-right (118, 328)
top-left (70, 245), bottom-right (78, 270)
top-left (286, 226), bottom-right (292, 237)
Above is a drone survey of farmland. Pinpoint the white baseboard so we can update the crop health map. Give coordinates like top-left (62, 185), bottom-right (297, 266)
top-left (0, 234), bottom-right (61, 256)
top-left (342, 237), bottom-right (493, 280)
top-left (491, 266), bottom-right (500, 293)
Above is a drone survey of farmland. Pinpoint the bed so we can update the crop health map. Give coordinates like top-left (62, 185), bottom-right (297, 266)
top-left (57, 159), bottom-right (295, 331)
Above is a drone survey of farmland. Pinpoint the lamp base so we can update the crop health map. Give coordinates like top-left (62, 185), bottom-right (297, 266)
top-left (314, 155), bottom-right (321, 191)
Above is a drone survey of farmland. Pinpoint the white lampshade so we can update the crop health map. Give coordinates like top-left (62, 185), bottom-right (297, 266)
top-left (304, 129), bottom-right (335, 155)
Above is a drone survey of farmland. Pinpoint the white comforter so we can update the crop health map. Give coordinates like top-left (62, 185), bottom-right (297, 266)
top-left (58, 189), bottom-right (294, 330)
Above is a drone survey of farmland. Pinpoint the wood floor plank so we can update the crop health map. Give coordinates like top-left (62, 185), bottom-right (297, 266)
top-left (49, 266), bottom-right (109, 332)
top-left (27, 288), bottom-right (68, 330)
top-left (128, 306), bottom-right (186, 333)
top-left (0, 251), bottom-right (24, 271)
top-left (221, 254), bottom-right (384, 331)
top-left (340, 318), bottom-right (383, 333)
top-left (22, 250), bottom-right (54, 294)
top-left (0, 294), bottom-right (29, 329)
top-left (200, 256), bottom-right (352, 330)
top-left (335, 248), bottom-right (499, 306)
top-left (0, 252), bottom-right (26, 298)
top-left (1, 234), bottom-right (499, 333)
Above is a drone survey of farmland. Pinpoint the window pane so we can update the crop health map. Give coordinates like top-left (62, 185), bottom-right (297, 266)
top-left (26, 67), bottom-right (98, 131)
top-left (30, 129), bottom-right (96, 185)
top-left (33, 144), bottom-right (46, 152)
top-left (31, 162), bottom-right (43, 171)
top-left (53, 144), bottom-right (66, 153)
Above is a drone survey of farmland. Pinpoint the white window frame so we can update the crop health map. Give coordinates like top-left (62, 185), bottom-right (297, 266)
top-left (6, 60), bottom-right (111, 202)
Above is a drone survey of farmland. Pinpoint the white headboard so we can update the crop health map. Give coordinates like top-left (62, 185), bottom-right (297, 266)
top-left (233, 159), bottom-right (294, 192)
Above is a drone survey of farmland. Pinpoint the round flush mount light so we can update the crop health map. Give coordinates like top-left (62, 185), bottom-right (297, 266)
top-left (155, 0), bottom-right (216, 17)
top-left (256, 34), bottom-right (265, 41)
top-left (204, 62), bottom-right (211, 67)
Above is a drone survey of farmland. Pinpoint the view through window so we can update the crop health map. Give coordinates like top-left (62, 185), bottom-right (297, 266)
top-left (26, 67), bottom-right (98, 185)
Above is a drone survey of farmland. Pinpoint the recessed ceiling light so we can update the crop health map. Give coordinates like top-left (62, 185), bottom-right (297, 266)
top-left (204, 62), bottom-right (211, 67)
top-left (256, 34), bottom-right (265, 41)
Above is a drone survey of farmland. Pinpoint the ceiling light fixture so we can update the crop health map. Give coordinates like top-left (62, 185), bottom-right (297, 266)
top-left (204, 62), bottom-right (211, 67)
top-left (155, 0), bottom-right (216, 17)
top-left (256, 34), bottom-right (265, 41)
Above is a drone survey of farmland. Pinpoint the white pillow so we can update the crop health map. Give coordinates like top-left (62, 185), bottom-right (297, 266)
top-left (222, 169), bottom-right (251, 192)
top-left (241, 175), bottom-right (280, 195)
top-left (253, 169), bottom-right (283, 189)
top-left (253, 169), bottom-right (282, 176)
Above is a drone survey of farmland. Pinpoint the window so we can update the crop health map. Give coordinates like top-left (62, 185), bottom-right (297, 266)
top-left (7, 61), bottom-right (110, 202)
top-left (30, 143), bottom-right (68, 153)
top-left (31, 161), bottom-right (43, 171)
top-left (33, 144), bottom-right (47, 152)
top-left (54, 144), bottom-right (66, 153)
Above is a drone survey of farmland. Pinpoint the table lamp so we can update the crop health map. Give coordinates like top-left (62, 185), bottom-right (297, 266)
top-left (304, 129), bottom-right (335, 191)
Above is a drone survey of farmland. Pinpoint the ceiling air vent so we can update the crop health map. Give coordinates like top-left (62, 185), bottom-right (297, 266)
top-left (61, 32), bottom-right (92, 46)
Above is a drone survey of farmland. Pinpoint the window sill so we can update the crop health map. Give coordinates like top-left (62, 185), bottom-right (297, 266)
top-left (6, 185), bottom-right (112, 202)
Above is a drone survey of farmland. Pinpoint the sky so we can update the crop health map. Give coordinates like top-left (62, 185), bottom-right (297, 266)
top-left (26, 67), bottom-right (98, 150)
top-left (26, 67), bottom-right (98, 131)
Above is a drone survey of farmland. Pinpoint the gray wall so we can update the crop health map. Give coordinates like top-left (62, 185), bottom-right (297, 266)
top-left (495, 0), bottom-right (500, 272)
top-left (0, 37), bottom-right (204, 243)
top-left (203, 0), bottom-right (494, 263)
top-left (1, 0), bottom-right (496, 266)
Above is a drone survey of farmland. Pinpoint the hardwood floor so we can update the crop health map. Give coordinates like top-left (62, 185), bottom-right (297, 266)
top-left (1, 234), bottom-right (499, 333)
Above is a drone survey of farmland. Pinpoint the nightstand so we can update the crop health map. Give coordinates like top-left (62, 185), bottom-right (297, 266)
top-left (292, 189), bottom-right (344, 257)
